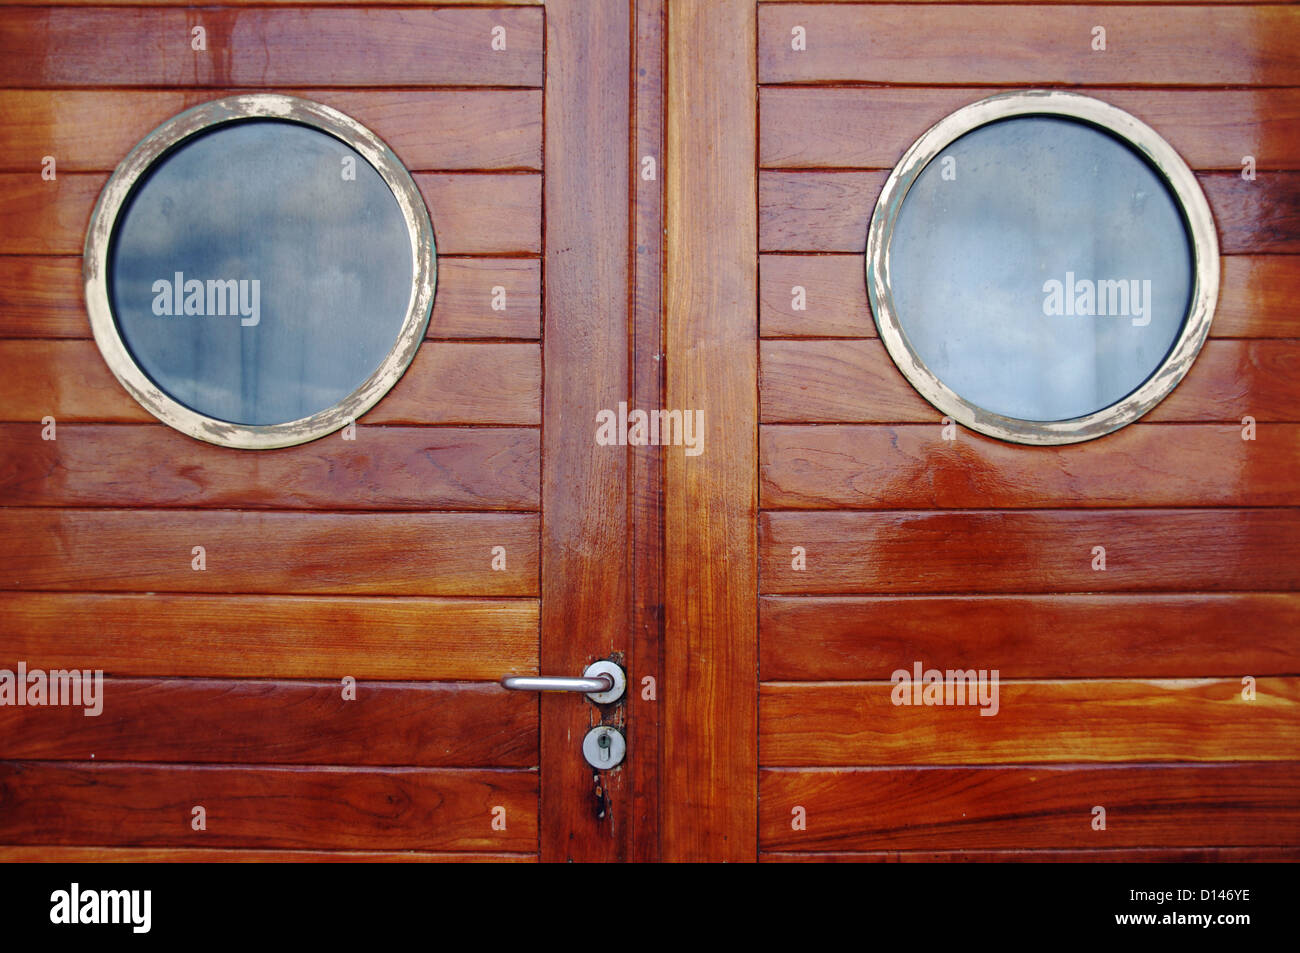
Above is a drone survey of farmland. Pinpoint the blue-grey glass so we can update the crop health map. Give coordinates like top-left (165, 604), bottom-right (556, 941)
top-left (888, 116), bottom-right (1193, 422)
top-left (109, 119), bottom-right (413, 426)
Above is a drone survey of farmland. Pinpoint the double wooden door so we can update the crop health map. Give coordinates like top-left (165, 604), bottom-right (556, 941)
top-left (1, 0), bottom-right (1298, 863)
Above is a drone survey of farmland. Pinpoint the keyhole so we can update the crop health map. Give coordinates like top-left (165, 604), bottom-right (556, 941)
top-left (597, 731), bottom-right (611, 762)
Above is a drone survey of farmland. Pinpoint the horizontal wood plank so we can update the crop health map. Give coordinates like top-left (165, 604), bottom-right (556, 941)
top-left (760, 340), bottom-right (1300, 423)
top-left (761, 423), bottom-right (1300, 508)
top-left (0, 679), bottom-right (536, 767)
top-left (0, 509), bottom-right (540, 595)
top-left (762, 847), bottom-right (1300, 862)
top-left (0, 256), bottom-right (541, 340)
top-left (0, 846), bottom-right (535, 862)
top-left (0, 172), bottom-right (541, 256)
top-left (0, 592), bottom-right (537, 680)
top-left (0, 7), bottom-right (543, 88)
top-left (757, 5), bottom-right (1300, 86)
top-left (0, 761), bottom-right (537, 851)
top-left (761, 593), bottom-right (1300, 680)
top-left (0, 89), bottom-right (542, 173)
top-left (761, 678), bottom-right (1300, 765)
top-left (428, 259), bottom-right (541, 339)
top-left (0, 339), bottom-right (541, 425)
top-left (760, 763), bottom-right (1300, 850)
top-left (759, 254), bottom-right (1300, 339)
top-left (0, 424), bottom-right (539, 510)
top-left (760, 87), bottom-right (1300, 171)
top-left (760, 508), bottom-right (1300, 593)
top-left (759, 170), bottom-right (1300, 254)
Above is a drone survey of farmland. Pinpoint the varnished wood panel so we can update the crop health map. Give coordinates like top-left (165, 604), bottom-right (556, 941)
top-left (663, 0), bottom-right (759, 863)
top-left (1, 592), bottom-right (538, 680)
top-left (428, 259), bottom-right (541, 339)
top-left (761, 593), bottom-right (1300, 680)
top-left (0, 679), bottom-right (536, 767)
top-left (760, 254), bottom-right (1300, 340)
top-left (761, 678), bottom-right (1300, 765)
top-left (760, 340), bottom-right (1300, 423)
top-left (757, 5), bottom-right (1300, 86)
top-left (761, 424), bottom-right (1300, 508)
top-left (0, 424), bottom-right (539, 510)
top-left (1217, 256), bottom-right (1300, 338)
top-left (0, 761), bottom-right (537, 851)
top-left (0, 340), bottom-right (541, 425)
top-left (0, 89), bottom-right (542, 173)
top-left (0, 847), bottom-right (536, 862)
top-left (760, 254), bottom-right (874, 337)
top-left (763, 848), bottom-right (1300, 863)
top-left (539, 0), bottom-right (631, 864)
top-left (0, 256), bottom-right (541, 340)
top-left (0, 7), bottom-right (544, 88)
top-left (760, 508), bottom-right (1300, 594)
top-left (759, 764), bottom-right (1300, 850)
top-left (0, 172), bottom-right (541, 255)
top-left (0, 509), bottom-right (540, 595)
top-left (760, 87), bottom-right (1300, 171)
top-left (628, 0), bottom-right (667, 864)
top-left (759, 170), bottom-right (1300, 254)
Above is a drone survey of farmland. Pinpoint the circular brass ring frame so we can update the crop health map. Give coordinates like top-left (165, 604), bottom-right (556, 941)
top-left (84, 94), bottom-right (436, 449)
top-left (866, 90), bottom-right (1218, 445)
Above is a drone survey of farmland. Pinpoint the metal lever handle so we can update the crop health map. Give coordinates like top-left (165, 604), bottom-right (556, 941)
top-left (500, 660), bottom-right (626, 703)
top-left (500, 674), bottom-right (612, 694)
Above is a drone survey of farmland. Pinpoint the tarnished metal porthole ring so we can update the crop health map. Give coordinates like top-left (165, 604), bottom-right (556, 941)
top-left (83, 94), bottom-right (436, 450)
top-left (866, 90), bottom-right (1218, 446)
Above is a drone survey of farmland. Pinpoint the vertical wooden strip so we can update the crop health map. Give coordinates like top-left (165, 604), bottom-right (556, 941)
top-left (629, 0), bottom-right (667, 864)
top-left (663, 0), bottom-right (759, 862)
top-left (540, 0), bottom-right (632, 863)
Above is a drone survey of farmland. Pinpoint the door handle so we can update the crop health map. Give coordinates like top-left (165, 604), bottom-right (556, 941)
top-left (500, 660), bottom-right (625, 703)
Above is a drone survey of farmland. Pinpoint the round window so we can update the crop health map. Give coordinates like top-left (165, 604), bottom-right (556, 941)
top-left (867, 91), bottom-right (1218, 445)
top-left (84, 95), bottom-right (436, 449)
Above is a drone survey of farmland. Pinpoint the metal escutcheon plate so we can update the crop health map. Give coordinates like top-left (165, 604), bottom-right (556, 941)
top-left (582, 725), bottom-right (626, 770)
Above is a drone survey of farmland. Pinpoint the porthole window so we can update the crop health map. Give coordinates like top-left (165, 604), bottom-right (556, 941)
top-left (84, 95), bottom-right (436, 449)
top-left (867, 91), bottom-right (1218, 445)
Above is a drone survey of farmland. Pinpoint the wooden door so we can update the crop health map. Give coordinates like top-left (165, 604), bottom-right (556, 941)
top-left (2, 0), bottom-right (1297, 866)
top-left (663, 0), bottom-right (1300, 862)
top-left (0, 0), bottom-right (663, 864)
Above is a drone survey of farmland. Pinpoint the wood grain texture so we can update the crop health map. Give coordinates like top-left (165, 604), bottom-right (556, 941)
top-left (0, 509), bottom-right (540, 595)
top-left (427, 259), bottom-right (541, 339)
top-left (0, 89), bottom-right (542, 173)
top-left (0, 339), bottom-right (541, 425)
top-left (759, 170), bottom-right (1300, 254)
top-left (760, 340), bottom-right (1300, 423)
top-left (0, 256), bottom-right (541, 340)
top-left (628, 0), bottom-right (666, 864)
top-left (663, 0), bottom-right (758, 863)
top-left (760, 764), bottom-right (1300, 850)
top-left (0, 761), bottom-right (537, 851)
top-left (757, 5), bottom-right (1300, 86)
top-left (0, 424), bottom-right (539, 510)
top-left (760, 508), bottom-right (1300, 594)
top-left (760, 424), bottom-right (1300, 508)
top-left (760, 87), bottom-right (1300, 171)
top-left (0, 172), bottom-right (540, 256)
top-left (539, 0), bottom-right (631, 864)
top-left (1, 592), bottom-right (538, 680)
top-left (0, 846), bottom-right (536, 862)
top-left (761, 678), bottom-right (1300, 765)
top-left (761, 593), bottom-right (1300, 680)
top-left (0, 7), bottom-right (544, 87)
top-left (759, 254), bottom-right (1300, 339)
top-left (0, 679), bottom-right (536, 767)
top-left (762, 848), bottom-right (1300, 863)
